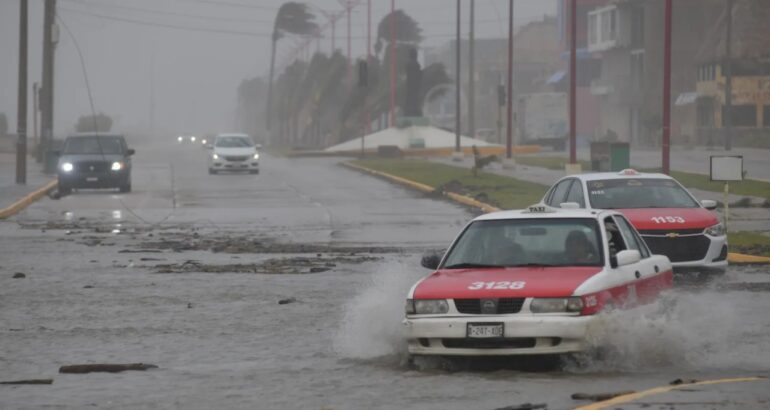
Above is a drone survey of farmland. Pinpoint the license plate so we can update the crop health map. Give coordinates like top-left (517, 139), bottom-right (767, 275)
top-left (467, 323), bottom-right (504, 338)
top-left (86, 177), bottom-right (98, 182)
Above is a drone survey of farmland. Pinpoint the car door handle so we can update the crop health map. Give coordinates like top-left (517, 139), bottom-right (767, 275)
top-left (635, 271), bottom-right (641, 279)
top-left (654, 265), bottom-right (659, 273)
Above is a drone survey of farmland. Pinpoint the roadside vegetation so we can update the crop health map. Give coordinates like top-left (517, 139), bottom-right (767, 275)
top-left (515, 155), bottom-right (770, 200)
top-left (352, 158), bottom-right (548, 209)
top-left (728, 231), bottom-right (770, 256)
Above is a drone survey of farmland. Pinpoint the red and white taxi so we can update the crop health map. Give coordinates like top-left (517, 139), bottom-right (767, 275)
top-left (404, 205), bottom-right (672, 356)
top-left (542, 170), bottom-right (727, 274)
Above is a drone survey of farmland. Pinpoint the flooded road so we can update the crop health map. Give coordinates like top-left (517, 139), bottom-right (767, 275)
top-left (1, 143), bottom-right (769, 409)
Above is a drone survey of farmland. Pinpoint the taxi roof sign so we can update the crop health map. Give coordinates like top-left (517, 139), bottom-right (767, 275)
top-left (618, 168), bottom-right (640, 176)
top-left (526, 204), bottom-right (556, 213)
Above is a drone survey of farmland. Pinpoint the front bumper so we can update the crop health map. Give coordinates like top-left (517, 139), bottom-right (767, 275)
top-left (210, 160), bottom-right (259, 171)
top-left (670, 235), bottom-right (728, 273)
top-left (403, 314), bottom-right (599, 356)
top-left (58, 171), bottom-right (129, 188)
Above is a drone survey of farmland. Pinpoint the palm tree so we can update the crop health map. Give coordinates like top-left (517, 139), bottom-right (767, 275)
top-left (266, 2), bottom-right (318, 140)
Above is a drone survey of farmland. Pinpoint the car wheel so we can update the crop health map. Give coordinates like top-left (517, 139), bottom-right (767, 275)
top-left (58, 184), bottom-right (71, 195)
top-left (209, 168), bottom-right (217, 175)
top-left (119, 183), bottom-right (131, 193)
top-left (249, 169), bottom-right (259, 174)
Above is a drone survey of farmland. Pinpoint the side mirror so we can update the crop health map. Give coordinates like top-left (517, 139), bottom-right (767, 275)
top-left (420, 253), bottom-right (442, 270)
top-left (701, 199), bottom-right (717, 210)
top-left (126, 148), bottom-right (135, 156)
top-left (615, 250), bottom-right (641, 267)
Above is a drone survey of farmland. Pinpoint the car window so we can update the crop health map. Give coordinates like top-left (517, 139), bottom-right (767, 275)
top-left (603, 216), bottom-right (627, 259)
top-left (215, 136), bottom-right (254, 148)
top-left (63, 136), bottom-right (125, 155)
top-left (587, 178), bottom-right (699, 209)
top-left (565, 179), bottom-right (585, 207)
top-left (442, 218), bottom-right (603, 268)
top-left (614, 216), bottom-right (650, 258)
top-left (547, 180), bottom-right (573, 207)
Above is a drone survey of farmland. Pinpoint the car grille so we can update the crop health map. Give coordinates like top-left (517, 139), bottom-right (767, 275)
top-left (75, 161), bottom-right (110, 173)
top-left (454, 298), bottom-right (525, 314)
top-left (223, 155), bottom-right (249, 162)
top-left (637, 228), bottom-right (704, 236)
top-left (442, 338), bottom-right (536, 349)
top-left (641, 234), bottom-right (711, 262)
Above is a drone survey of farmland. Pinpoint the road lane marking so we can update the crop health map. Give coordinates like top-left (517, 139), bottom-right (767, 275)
top-left (573, 376), bottom-right (767, 410)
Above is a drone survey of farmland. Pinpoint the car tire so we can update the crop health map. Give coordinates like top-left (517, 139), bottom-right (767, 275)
top-left (249, 169), bottom-right (259, 175)
top-left (209, 168), bottom-right (217, 175)
top-left (58, 184), bottom-right (71, 195)
top-left (119, 182), bottom-right (131, 193)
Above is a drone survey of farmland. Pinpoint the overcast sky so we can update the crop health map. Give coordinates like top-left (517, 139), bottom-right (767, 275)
top-left (0, 0), bottom-right (555, 138)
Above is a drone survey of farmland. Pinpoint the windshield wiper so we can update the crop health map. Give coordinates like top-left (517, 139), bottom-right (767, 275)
top-left (443, 263), bottom-right (504, 269)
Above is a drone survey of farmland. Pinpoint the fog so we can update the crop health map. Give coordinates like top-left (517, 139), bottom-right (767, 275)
top-left (0, 0), bottom-right (554, 139)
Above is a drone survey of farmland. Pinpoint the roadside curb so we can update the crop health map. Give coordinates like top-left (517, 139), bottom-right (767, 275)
top-left (0, 179), bottom-right (57, 219)
top-left (343, 160), bottom-right (770, 263)
top-left (341, 161), bottom-right (501, 213)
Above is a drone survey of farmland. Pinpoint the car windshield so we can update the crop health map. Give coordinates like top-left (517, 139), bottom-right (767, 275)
top-left (215, 136), bottom-right (253, 148)
top-left (588, 178), bottom-right (699, 209)
top-left (442, 218), bottom-right (604, 268)
top-left (63, 136), bottom-right (124, 155)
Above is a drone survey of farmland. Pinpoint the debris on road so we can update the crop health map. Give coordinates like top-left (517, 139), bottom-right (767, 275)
top-left (59, 363), bottom-right (158, 374)
top-left (278, 297), bottom-right (297, 305)
top-left (0, 379), bottom-right (54, 385)
top-left (670, 378), bottom-right (699, 385)
top-left (12, 272), bottom-right (26, 279)
top-left (153, 254), bottom-right (378, 274)
top-left (493, 403), bottom-right (547, 410)
top-left (571, 391), bottom-right (635, 401)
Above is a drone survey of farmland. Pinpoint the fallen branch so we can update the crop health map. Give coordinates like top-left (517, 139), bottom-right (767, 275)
top-left (59, 363), bottom-right (158, 374)
top-left (571, 391), bottom-right (635, 402)
top-left (0, 379), bottom-right (54, 385)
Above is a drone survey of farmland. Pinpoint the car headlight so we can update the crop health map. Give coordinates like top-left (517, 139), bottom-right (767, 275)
top-left (190, 136), bottom-right (196, 142)
top-left (61, 162), bottom-right (74, 172)
top-left (530, 297), bottom-right (584, 313)
top-left (177, 136), bottom-right (183, 142)
top-left (406, 299), bottom-right (449, 315)
top-left (212, 153), bottom-right (219, 160)
top-left (111, 162), bottom-right (123, 171)
top-left (202, 139), bottom-right (207, 145)
top-left (705, 223), bottom-right (725, 237)
top-left (253, 153), bottom-right (260, 160)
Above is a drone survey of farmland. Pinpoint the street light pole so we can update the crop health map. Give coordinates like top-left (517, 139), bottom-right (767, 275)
top-left (724, 0), bottom-right (733, 151)
top-left (455, 0), bottom-right (461, 153)
top-left (41, 0), bottom-right (56, 171)
top-left (16, 0), bottom-right (28, 185)
top-left (662, 0), bottom-right (672, 174)
top-left (569, 0), bottom-right (577, 164)
top-left (389, 0), bottom-right (396, 127)
top-left (506, 0), bottom-right (513, 159)
top-left (468, 0), bottom-right (475, 139)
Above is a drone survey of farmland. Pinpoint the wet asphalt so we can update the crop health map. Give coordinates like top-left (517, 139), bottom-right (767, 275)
top-left (1, 142), bottom-right (768, 410)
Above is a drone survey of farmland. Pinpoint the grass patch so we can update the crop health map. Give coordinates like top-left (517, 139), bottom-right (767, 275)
top-left (352, 158), bottom-right (548, 209)
top-left (728, 231), bottom-right (770, 256)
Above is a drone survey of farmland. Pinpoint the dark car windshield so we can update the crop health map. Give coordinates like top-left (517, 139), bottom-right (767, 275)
top-left (215, 136), bottom-right (254, 148)
top-left (588, 178), bottom-right (699, 209)
top-left (442, 218), bottom-right (604, 268)
top-left (63, 136), bottom-right (125, 155)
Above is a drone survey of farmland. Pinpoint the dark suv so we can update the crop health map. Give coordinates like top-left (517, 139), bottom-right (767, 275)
top-left (56, 133), bottom-right (135, 194)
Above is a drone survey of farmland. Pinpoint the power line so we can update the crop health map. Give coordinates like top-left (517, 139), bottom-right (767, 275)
top-left (62, 0), bottom-right (273, 25)
top-left (172, 0), bottom-right (277, 11)
top-left (59, 7), bottom-right (271, 38)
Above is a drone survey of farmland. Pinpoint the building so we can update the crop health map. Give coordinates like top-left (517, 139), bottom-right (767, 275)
top-left (424, 15), bottom-right (560, 142)
top-left (695, 0), bottom-right (770, 147)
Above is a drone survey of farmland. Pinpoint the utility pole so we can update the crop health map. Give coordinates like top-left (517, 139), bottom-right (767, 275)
top-left (41, 0), bottom-right (57, 173)
top-left (569, 0), bottom-right (577, 164)
top-left (389, 0), bottom-right (396, 126)
top-left (455, 0), bottom-right (461, 152)
top-left (365, 0), bottom-right (371, 134)
top-left (662, 0), bottom-right (672, 174)
top-left (17, 0), bottom-right (29, 184)
top-left (468, 0), bottom-right (475, 139)
top-left (724, 0), bottom-right (733, 151)
top-left (33, 82), bottom-right (39, 162)
top-left (506, 0), bottom-right (513, 159)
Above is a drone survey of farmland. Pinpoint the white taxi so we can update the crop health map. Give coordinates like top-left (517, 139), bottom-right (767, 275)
top-left (404, 205), bottom-right (672, 356)
top-left (542, 169), bottom-right (727, 274)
